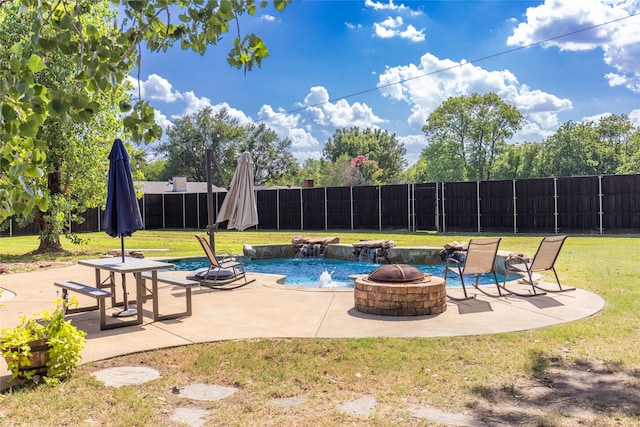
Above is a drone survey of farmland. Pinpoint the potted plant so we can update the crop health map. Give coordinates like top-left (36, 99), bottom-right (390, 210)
top-left (1, 297), bottom-right (86, 386)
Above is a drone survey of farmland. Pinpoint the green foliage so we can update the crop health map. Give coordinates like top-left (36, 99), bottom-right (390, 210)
top-left (139, 159), bottom-right (170, 181)
top-left (244, 122), bottom-right (299, 186)
top-left (159, 107), bottom-right (244, 185)
top-left (323, 127), bottom-right (407, 183)
top-left (0, 0), bottom-right (290, 222)
top-left (350, 155), bottom-right (383, 185)
top-left (535, 115), bottom-right (639, 178)
top-left (0, 298), bottom-right (87, 386)
top-left (158, 107), bottom-right (298, 186)
top-left (421, 92), bottom-right (523, 181)
top-left (412, 139), bottom-right (466, 182)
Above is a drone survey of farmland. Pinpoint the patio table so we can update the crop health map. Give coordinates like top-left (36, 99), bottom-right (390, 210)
top-left (78, 257), bottom-right (174, 329)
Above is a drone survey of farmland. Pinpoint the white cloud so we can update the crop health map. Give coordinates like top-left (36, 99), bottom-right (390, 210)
top-left (261, 14), bottom-right (276, 22)
top-left (377, 52), bottom-right (573, 142)
top-left (302, 86), bottom-right (386, 132)
top-left (365, 0), bottom-right (410, 13)
top-left (373, 16), bottom-right (425, 42)
top-left (629, 109), bottom-right (640, 127)
top-left (128, 74), bottom-right (182, 103)
top-left (153, 109), bottom-right (173, 132)
top-left (507, 0), bottom-right (640, 92)
top-left (256, 87), bottom-right (388, 161)
top-left (397, 134), bottom-right (428, 165)
top-left (345, 22), bottom-right (362, 30)
top-left (582, 112), bottom-right (612, 123)
top-left (513, 120), bottom-right (555, 143)
top-left (257, 105), bottom-right (321, 162)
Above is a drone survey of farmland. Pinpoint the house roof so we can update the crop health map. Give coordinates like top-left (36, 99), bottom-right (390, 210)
top-left (136, 180), bottom-right (302, 194)
top-left (136, 181), bottom-right (227, 194)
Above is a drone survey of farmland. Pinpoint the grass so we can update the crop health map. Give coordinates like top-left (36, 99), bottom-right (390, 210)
top-left (1, 230), bottom-right (640, 426)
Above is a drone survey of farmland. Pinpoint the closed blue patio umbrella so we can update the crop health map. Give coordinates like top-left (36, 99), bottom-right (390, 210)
top-left (103, 138), bottom-right (143, 316)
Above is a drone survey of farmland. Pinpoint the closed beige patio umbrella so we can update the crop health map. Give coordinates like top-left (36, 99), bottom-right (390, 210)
top-left (215, 151), bottom-right (258, 231)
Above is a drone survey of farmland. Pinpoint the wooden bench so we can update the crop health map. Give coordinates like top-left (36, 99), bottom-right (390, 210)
top-left (55, 280), bottom-right (113, 330)
top-left (141, 272), bottom-right (199, 321)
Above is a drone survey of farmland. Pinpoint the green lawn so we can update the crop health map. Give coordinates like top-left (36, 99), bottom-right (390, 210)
top-left (1, 230), bottom-right (639, 426)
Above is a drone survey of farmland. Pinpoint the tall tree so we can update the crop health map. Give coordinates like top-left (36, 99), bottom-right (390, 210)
top-left (1, 0), bottom-right (290, 223)
top-left (412, 139), bottom-right (466, 183)
top-left (243, 123), bottom-right (298, 186)
top-left (323, 127), bottom-right (406, 183)
top-left (492, 141), bottom-right (543, 180)
top-left (157, 108), bottom-right (298, 187)
top-left (421, 92), bottom-right (523, 181)
top-left (1, 2), bottom-right (131, 252)
top-left (597, 114), bottom-right (636, 174)
top-left (536, 121), bottom-right (599, 177)
top-left (159, 107), bottom-right (244, 186)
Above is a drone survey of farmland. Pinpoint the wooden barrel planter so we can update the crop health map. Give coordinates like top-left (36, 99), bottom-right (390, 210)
top-left (4, 338), bottom-right (51, 375)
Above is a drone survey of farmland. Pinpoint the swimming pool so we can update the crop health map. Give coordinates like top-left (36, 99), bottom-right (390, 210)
top-left (170, 257), bottom-right (508, 289)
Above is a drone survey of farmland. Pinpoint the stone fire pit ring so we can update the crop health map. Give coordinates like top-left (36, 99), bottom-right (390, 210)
top-left (354, 264), bottom-right (446, 316)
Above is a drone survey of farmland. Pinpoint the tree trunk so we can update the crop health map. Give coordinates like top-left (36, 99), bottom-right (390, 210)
top-left (35, 167), bottom-right (64, 253)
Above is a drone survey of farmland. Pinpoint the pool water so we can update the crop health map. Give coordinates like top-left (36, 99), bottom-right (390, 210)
top-left (170, 257), bottom-right (508, 289)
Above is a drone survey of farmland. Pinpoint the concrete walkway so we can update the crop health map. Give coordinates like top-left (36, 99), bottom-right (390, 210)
top-left (0, 261), bottom-right (605, 390)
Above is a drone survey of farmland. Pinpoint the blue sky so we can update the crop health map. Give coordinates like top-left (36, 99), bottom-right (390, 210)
top-left (130, 0), bottom-right (640, 166)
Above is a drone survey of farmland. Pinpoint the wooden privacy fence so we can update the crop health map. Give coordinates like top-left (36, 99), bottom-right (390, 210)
top-left (3, 174), bottom-right (639, 236)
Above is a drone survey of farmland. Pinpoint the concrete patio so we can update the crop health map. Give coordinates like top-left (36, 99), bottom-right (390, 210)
top-left (0, 261), bottom-right (605, 390)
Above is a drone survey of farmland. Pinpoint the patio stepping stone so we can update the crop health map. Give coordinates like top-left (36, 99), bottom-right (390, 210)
top-left (91, 366), bottom-right (160, 387)
top-left (170, 407), bottom-right (209, 427)
top-left (411, 404), bottom-right (488, 426)
top-left (174, 383), bottom-right (238, 401)
top-left (339, 395), bottom-right (377, 417)
top-left (270, 396), bottom-right (307, 408)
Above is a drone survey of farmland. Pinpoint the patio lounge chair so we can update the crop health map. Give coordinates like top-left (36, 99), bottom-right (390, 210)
top-left (444, 237), bottom-right (506, 300)
top-left (503, 235), bottom-right (574, 295)
top-left (192, 234), bottom-right (254, 288)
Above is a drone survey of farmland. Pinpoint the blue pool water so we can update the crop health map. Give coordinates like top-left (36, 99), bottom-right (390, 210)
top-left (170, 257), bottom-right (507, 289)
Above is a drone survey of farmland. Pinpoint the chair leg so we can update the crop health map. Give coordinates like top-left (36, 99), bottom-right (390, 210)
top-left (531, 268), bottom-right (576, 293)
top-left (501, 266), bottom-right (547, 297)
top-left (470, 273), bottom-right (506, 298)
top-left (445, 268), bottom-right (474, 301)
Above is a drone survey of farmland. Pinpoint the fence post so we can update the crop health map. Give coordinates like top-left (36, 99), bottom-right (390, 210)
top-left (378, 185), bottom-right (382, 231)
top-left (512, 179), bottom-right (518, 234)
top-left (408, 184), bottom-right (413, 232)
top-left (435, 183), bottom-right (440, 232)
top-left (476, 180), bottom-right (481, 233)
top-left (300, 188), bottom-right (304, 231)
top-left (162, 194), bottom-right (166, 229)
top-left (197, 193), bottom-right (200, 229)
top-left (324, 187), bottom-right (328, 230)
top-left (598, 175), bottom-right (604, 234)
top-left (350, 186), bottom-right (354, 230)
top-left (277, 188), bottom-right (280, 230)
top-left (554, 178), bottom-right (559, 234)
top-left (441, 182), bottom-right (446, 232)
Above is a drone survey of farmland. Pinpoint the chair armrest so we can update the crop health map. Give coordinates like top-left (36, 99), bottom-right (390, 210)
top-left (507, 253), bottom-right (529, 264)
top-left (215, 250), bottom-right (236, 262)
top-left (446, 257), bottom-right (461, 267)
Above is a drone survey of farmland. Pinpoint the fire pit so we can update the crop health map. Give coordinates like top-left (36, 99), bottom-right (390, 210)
top-left (354, 264), bottom-right (446, 316)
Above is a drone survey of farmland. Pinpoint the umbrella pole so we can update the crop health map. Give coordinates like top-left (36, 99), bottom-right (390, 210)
top-left (206, 148), bottom-right (215, 253)
top-left (114, 235), bottom-right (137, 317)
